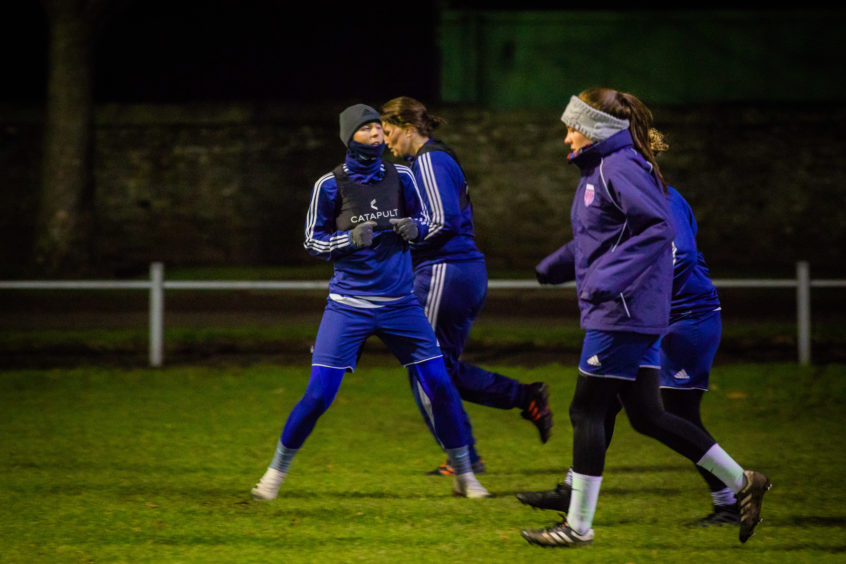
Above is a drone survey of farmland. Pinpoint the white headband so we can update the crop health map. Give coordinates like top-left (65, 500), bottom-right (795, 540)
top-left (560, 95), bottom-right (630, 142)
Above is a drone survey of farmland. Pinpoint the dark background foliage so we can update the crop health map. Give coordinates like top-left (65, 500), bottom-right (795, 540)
top-left (1, 3), bottom-right (844, 278)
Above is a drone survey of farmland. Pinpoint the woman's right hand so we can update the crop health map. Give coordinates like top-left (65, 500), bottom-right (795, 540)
top-left (350, 221), bottom-right (377, 248)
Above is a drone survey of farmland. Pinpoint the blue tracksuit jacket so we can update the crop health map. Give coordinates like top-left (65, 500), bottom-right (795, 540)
top-left (407, 139), bottom-right (484, 268)
top-left (666, 186), bottom-right (721, 322)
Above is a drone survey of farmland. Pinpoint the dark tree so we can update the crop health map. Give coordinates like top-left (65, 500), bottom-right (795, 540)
top-left (37, 0), bottom-right (130, 274)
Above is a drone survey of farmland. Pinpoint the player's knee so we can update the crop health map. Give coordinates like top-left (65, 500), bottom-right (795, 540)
top-left (569, 400), bottom-right (590, 429)
top-left (441, 353), bottom-right (459, 376)
top-left (413, 358), bottom-right (451, 389)
top-left (301, 388), bottom-right (333, 415)
top-left (626, 408), bottom-right (663, 437)
top-left (303, 366), bottom-right (344, 412)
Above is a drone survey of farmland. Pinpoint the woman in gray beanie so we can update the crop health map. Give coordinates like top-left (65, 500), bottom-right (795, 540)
top-left (251, 104), bottom-right (489, 501)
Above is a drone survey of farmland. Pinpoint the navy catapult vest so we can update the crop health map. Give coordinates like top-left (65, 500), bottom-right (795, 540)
top-left (333, 162), bottom-right (404, 231)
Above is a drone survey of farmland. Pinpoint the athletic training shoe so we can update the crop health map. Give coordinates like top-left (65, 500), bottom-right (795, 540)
top-left (737, 470), bottom-right (772, 543)
top-left (515, 482), bottom-right (572, 512)
top-left (427, 458), bottom-right (486, 476)
top-left (452, 472), bottom-right (491, 498)
top-left (251, 468), bottom-right (286, 501)
top-left (521, 521), bottom-right (594, 547)
top-left (521, 382), bottom-right (553, 443)
top-left (690, 503), bottom-right (741, 527)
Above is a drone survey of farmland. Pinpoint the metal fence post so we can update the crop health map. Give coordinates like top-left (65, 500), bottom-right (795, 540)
top-left (796, 261), bottom-right (811, 365)
top-left (149, 262), bottom-right (164, 367)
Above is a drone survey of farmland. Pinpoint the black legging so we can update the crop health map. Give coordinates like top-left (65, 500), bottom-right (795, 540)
top-left (661, 388), bottom-right (727, 493)
top-left (569, 368), bottom-right (716, 476)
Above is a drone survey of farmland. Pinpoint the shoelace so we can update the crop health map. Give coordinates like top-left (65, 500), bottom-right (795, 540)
top-left (531, 513), bottom-right (569, 532)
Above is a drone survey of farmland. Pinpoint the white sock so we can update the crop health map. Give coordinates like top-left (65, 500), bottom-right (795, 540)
top-left (712, 487), bottom-right (737, 507)
top-left (567, 472), bottom-right (602, 534)
top-left (696, 444), bottom-right (745, 493)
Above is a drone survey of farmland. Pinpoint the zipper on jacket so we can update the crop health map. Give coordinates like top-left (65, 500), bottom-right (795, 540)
top-left (619, 293), bottom-right (631, 318)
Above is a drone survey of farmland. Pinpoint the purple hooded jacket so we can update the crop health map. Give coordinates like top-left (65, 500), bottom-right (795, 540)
top-left (542, 129), bottom-right (674, 335)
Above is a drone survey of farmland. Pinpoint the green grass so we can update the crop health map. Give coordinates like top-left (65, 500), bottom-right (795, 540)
top-left (2, 361), bottom-right (846, 563)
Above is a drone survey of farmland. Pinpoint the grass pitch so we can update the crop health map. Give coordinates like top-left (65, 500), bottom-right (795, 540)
top-left (1, 361), bottom-right (845, 563)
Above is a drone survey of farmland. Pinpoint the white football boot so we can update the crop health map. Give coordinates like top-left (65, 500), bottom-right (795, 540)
top-left (251, 468), bottom-right (286, 501)
top-left (453, 472), bottom-right (491, 498)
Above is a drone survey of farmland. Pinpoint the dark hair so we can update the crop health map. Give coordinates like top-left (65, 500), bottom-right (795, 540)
top-left (578, 87), bottom-right (669, 189)
top-left (379, 96), bottom-right (445, 137)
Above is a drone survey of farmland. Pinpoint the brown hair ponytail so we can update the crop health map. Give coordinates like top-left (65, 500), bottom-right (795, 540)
top-left (380, 96), bottom-right (445, 138)
top-left (578, 88), bottom-right (668, 190)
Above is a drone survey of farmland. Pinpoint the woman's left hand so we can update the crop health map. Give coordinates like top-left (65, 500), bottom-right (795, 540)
top-left (389, 217), bottom-right (419, 242)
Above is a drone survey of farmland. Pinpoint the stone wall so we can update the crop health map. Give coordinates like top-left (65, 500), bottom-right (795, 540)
top-left (2, 101), bottom-right (844, 277)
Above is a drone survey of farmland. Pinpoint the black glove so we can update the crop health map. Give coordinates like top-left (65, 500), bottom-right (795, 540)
top-left (389, 217), bottom-right (419, 242)
top-left (350, 221), bottom-right (376, 248)
top-left (536, 269), bottom-right (551, 285)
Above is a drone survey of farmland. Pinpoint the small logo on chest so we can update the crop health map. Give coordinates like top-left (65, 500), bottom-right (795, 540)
top-left (584, 184), bottom-right (595, 206)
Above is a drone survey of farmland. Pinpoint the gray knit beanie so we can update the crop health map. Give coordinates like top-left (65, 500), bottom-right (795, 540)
top-left (339, 104), bottom-right (381, 147)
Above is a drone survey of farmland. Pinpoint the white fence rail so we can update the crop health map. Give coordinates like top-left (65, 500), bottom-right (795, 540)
top-left (2, 261), bottom-right (843, 367)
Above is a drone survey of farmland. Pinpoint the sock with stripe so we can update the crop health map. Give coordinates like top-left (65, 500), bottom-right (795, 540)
top-left (446, 445), bottom-right (472, 475)
top-left (269, 440), bottom-right (298, 474)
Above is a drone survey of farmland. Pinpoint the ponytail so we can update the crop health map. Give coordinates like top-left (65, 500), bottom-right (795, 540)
top-left (579, 88), bottom-right (668, 190)
top-left (380, 96), bottom-right (445, 138)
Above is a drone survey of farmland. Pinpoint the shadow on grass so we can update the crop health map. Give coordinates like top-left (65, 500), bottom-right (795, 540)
top-left (608, 463), bottom-right (692, 473)
top-left (784, 516), bottom-right (846, 527)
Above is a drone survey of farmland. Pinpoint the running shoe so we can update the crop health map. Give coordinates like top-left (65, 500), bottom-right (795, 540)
top-left (452, 473), bottom-right (491, 498)
top-left (515, 481), bottom-right (571, 512)
top-left (427, 458), bottom-right (486, 476)
top-left (737, 470), bottom-right (772, 543)
top-left (521, 382), bottom-right (553, 443)
top-left (251, 468), bottom-right (286, 501)
top-left (690, 503), bottom-right (740, 527)
top-left (521, 520), bottom-right (593, 547)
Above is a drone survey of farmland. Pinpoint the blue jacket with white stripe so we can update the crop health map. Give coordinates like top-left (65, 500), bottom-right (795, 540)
top-left (405, 139), bottom-right (484, 269)
top-left (666, 186), bottom-right (721, 323)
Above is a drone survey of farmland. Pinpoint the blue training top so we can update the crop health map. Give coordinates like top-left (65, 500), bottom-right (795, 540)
top-left (303, 161), bottom-right (431, 298)
top-left (406, 139), bottom-right (484, 269)
top-left (667, 186), bottom-right (721, 323)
